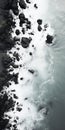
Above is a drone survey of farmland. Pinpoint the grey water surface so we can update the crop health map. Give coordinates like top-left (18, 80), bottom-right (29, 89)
top-left (42, 0), bottom-right (65, 130)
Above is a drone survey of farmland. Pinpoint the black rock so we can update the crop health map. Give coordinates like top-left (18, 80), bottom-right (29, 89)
top-left (34, 4), bottom-right (38, 8)
top-left (13, 94), bottom-right (18, 99)
top-left (19, 0), bottom-right (26, 9)
top-left (21, 37), bottom-right (32, 48)
top-left (15, 29), bottom-right (20, 35)
top-left (13, 52), bottom-right (20, 61)
top-left (11, 89), bottom-right (15, 92)
top-left (12, 73), bottom-right (19, 84)
top-left (32, 45), bottom-right (34, 47)
top-left (14, 37), bottom-right (20, 42)
top-left (19, 13), bottom-right (25, 20)
top-left (26, 20), bottom-right (31, 30)
top-left (29, 52), bottom-right (32, 56)
top-left (38, 25), bottom-right (42, 31)
top-left (22, 28), bottom-right (25, 34)
top-left (19, 13), bottom-right (26, 26)
top-left (11, 63), bottom-right (18, 68)
top-left (26, 0), bottom-right (31, 4)
top-left (46, 35), bottom-right (53, 44)
top-left (20, 77), bottom-right (24, 80)
top-left (37, 19), bottom-right (42, 25)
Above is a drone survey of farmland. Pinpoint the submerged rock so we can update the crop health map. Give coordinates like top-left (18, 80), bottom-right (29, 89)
top-left (28, 69), bottom-right (35, 74)
top-left (38, 105), bottom-right (44, 111)
top-left (44, 24), bottom-right (48, 29)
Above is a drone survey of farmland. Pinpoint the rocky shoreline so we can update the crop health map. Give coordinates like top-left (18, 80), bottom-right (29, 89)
top-left (0, 0), bottom-right (54, 130)
top-left (0, 0), bottom-right (19, 129)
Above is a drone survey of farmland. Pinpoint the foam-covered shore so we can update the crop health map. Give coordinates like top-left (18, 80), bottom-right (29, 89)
top-left (0, 0), bottom-right (55, 130)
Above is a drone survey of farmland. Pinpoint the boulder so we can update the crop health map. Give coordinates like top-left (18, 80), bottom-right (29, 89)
top-left (37, 19), bottom-right (42, 25)
top-left (19, 0), bottom-right (26, 9)
top-left (21, 37), bottom-right (32, 48)
top-left (46, 34), bottom-right (53, 44)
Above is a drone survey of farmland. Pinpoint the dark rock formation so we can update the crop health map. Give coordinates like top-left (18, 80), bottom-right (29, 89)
top-left (21, 37), bottom-right (32, 48)
top-left (38, 25), bottom-right (42, 31)
top-left (20, 77), bottom-right (24, 80)
top-left (46, 34), bottom-right (53, 44)
top-left (22, 27), bottom-right (25, 34)
top-left (12, 73), bottom-right (19, 84)
top-left (13, 52), bottom-right (20, 61)
top-left (37, 19), bottom-right (42, 25)
top-left (16, 107), bottom-right (22, 112)
top-left (29, 52), bottom-right (32, 56)
top-left (19, 0), bottom-right (26, 9)
top-left (19, 13), bottom-right (26, 26)
top-left (15, 29), bottom-right (20, 35)
top-left (26, 0), bottom-right (31, 4)
top-left (26, 20), bottom-right (31, 30)
top-left (13, 94), bottom-right (18, 99)
top-left (34, 3), bottom-right (38, 8)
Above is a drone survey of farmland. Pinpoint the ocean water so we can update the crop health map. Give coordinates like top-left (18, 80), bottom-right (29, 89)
top-left (4, 0), bottom-right (65, 130)
top-left (43, 0), bottom-right (65, 130)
